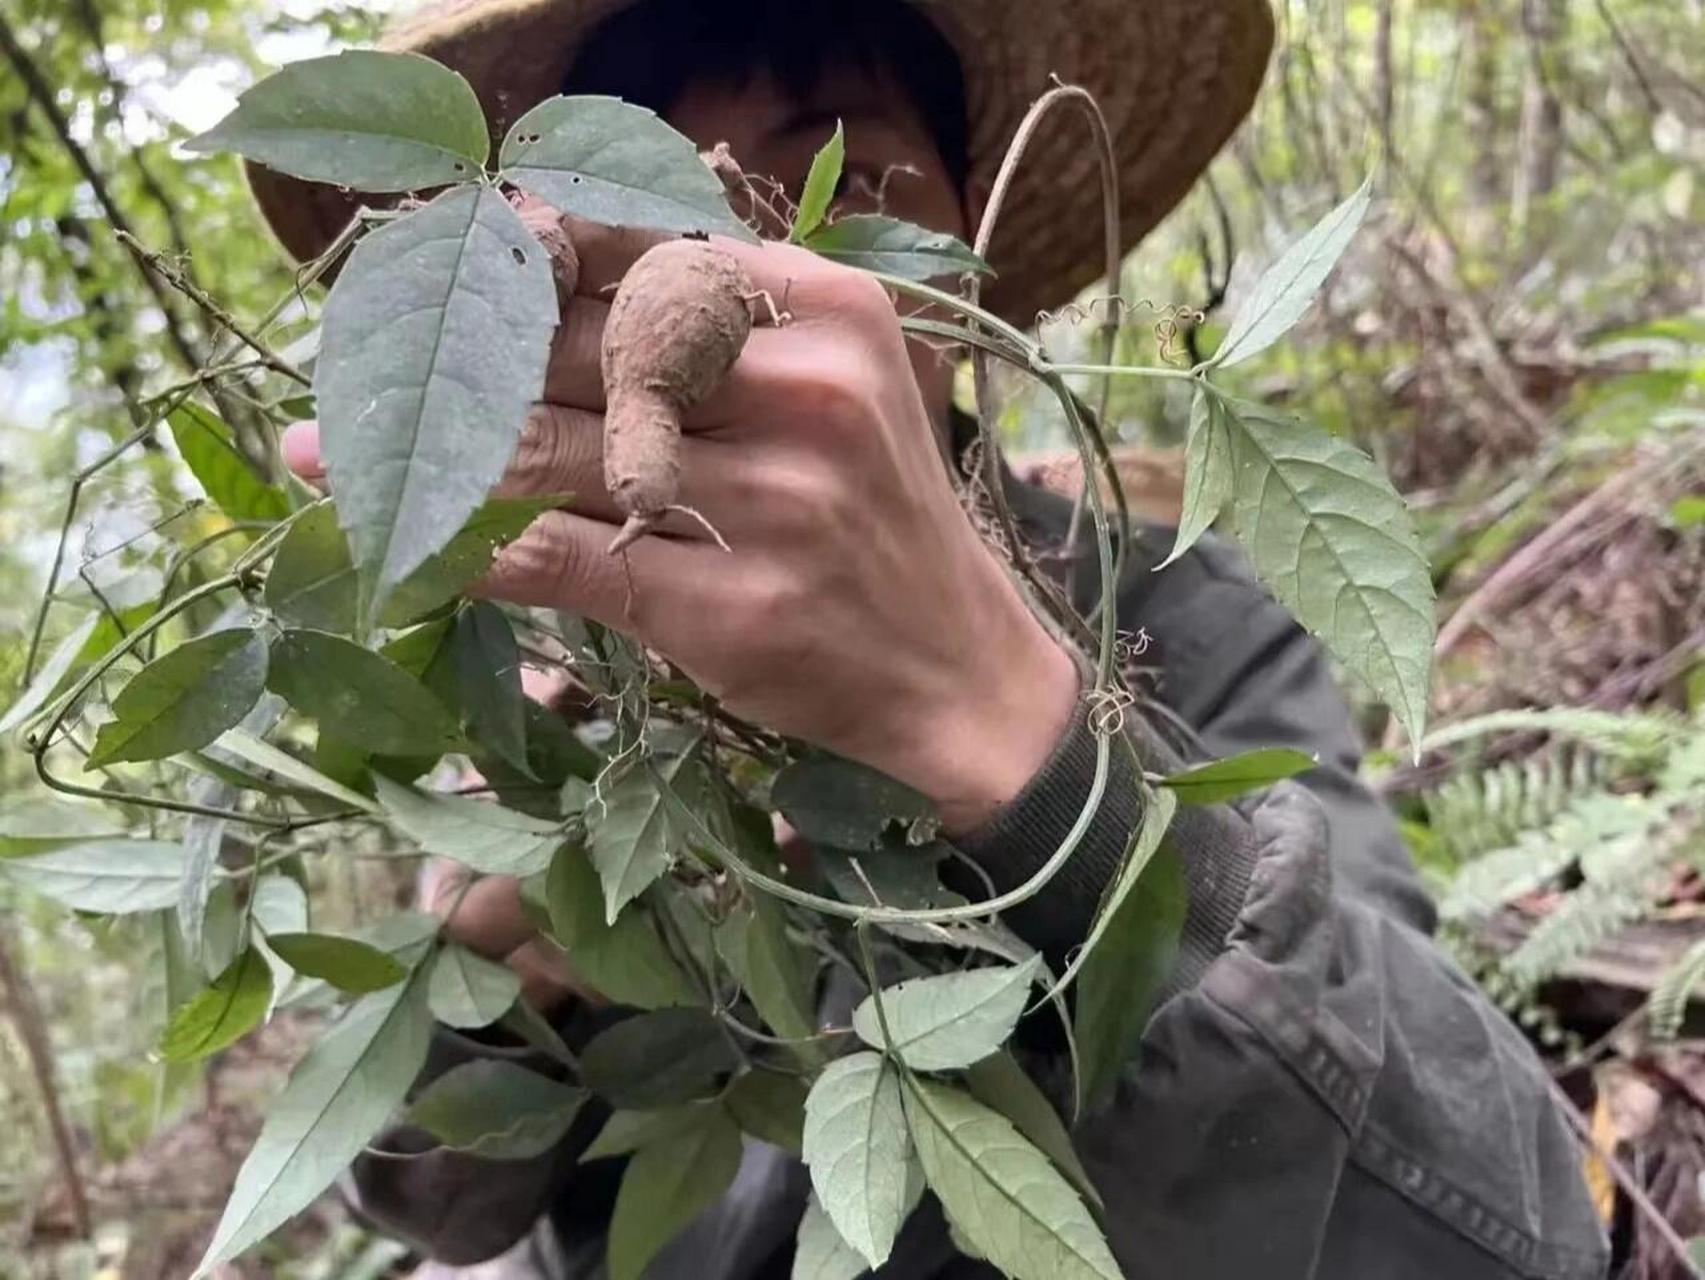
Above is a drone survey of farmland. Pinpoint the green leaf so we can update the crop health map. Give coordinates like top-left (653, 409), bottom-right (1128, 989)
top-left (87, 629), bottom-right (269, 767)
top-left (1045, 789), bottom-right (1176, 1007)
top-left (802, 215), bottom-right (988, 280)
top-left (265, 500), bottom-right (553, 635)
top-left (263, 932), bottom-right (407, 994)
top-left (315, 187), bottom-right (558, 619)
top-left (801, 1051), bottom-right (916, 1269)
top-left (0, 613), bottom-right (99, 736)
top-left (375, 775), bottom-right (564, 876)
top-left (500, 96), bottom-right (754, 241)
top-left (1160, 748), bottom-right (1315, 804)
top-left (606, 1104), bottom-right (744, 1280)
top-left (579, 1007), bottom-right (739, 1109)
top-left (405, 1060), bottom-right (586, 1159)
top-left (771, 755), bottom-right (937, 853)
top-left (1213, 176), bottom-right (1372, 369)
top-left (158, 947), bottom-right (272, 1063)
top-left (717, 896), bottom-right (819, 1044)
top-left (1073, 846), bottom-right (1186, 1110)
top-left (266, 630), bottom-right (462, 758)
top-left (449, 602), bottom-right (530, 774)
top-left (185, 50), bottom-right (489, 192)
top-left (904, 1079), bottom-right (1119, 1280)
top-left (193, 966), bottom-right (434, 1275)
top-left (1, 839), bottom-right (188, 913)
top-left (215, 726), bottom-right (380, 813)
top-left (543, 844), bottom-right (693, 1009)
top-left (1160, 386), bottom-right (1233, 569)
top-left (428, 943), bottom-right (522, 1028)
top-left (963, 1053), bottom-right (1099, 1210)
top-left (852, 957), bottom-right (1040, 1072)
top-left (251, 874), bottom-right (310, 938)
top-left (724, 1070), bottom-right (809, 1154)
top-left (793, 1192), bottom-right (869, 1280)
top-left (168, 402), bottom-right (290, 524)
top-left (790, 121), bottom-right (844, 243)
top-left (589, 752), bottom-right (701, 923)
top-left (0, 799), bottom-right (120, 857)
top-left (582, 1104), bottom-right (706, 1161)
top-left (1220, 397), bottom-right (1435, 750)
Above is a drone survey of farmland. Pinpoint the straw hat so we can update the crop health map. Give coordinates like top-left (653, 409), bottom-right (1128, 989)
top-left (248, 0), bottom-right (1273, 323)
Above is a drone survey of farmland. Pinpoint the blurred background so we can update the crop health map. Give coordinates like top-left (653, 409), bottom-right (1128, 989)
top-left (1, 0), bottom-right (1702, 1275)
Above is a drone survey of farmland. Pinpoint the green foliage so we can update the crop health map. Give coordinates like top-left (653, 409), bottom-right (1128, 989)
top-left (405, 1060), bottom-right (587, 1159)
top-left (790, 122), bottom-right (845, 244)
top-left (852, 958), bottom-right (1040, 1072)
top-left (802, 1051), bottom-right (917, 1269)
top-left (87, 627), bottom-right (268, 766)
top-left (1160, 748), bottom-right (1314, 804)
top-left (263, 931), bottom-right (407, 994)
top-left (802, 215), bottom-right (991, 280)
top-left (606, 1103), bottom-right (744, 1280)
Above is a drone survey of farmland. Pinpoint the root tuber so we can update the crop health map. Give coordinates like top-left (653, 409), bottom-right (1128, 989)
top-left (601, 239), bottom-right (754, 554)
top-left (514, 195), bottom-right (581, 307)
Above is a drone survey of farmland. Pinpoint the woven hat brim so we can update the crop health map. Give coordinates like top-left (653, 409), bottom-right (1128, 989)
top-left (248, 0), bottom-right (1274, 324)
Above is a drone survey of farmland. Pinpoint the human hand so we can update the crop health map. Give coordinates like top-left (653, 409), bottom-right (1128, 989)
top-left (420, 858), bottom-right (588, 1014)
top-left (284, 219), bottom-right (1079, 833)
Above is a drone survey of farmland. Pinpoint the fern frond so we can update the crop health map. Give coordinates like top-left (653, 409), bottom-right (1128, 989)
top-left (1421, 707), bottom-right (1685, 761)
top-left (1501, 832), bottom-right (1675, 989)
top-left (1648, 937), bottom-right (1705, 1041)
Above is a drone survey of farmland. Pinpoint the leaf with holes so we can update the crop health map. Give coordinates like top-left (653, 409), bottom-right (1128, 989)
top-left (406, 1060), bottom-right (586, 1159)
top-left (315, 186), bottom-right (557, 620)
top-left (194, 965), bottom-right (434, 1275)
top-left (429, 943), bottom-right (522, 1028)
top-left (158, 947), bottom-right (271, 1063)
top-left (169, 403), bottom-right (291, 524)
top-left (501, 96), bottom-right (754, 241)
top-left (802, 1052), bottom-right (918, 1269)
top-left (606, 1104), bottom-right (744, 1280)
top-left (1221, 396), bottom-right (1435, 750)
top-left (186, 50), bottom-right (489, 192)
top-left (790, 121), bottom-right (844, 243)
top-left (1, 840), bottom-right (188, 913)
top-left (803, 215), bottom-right (988, 280)
top-left (375, 776), bottom-right (564, 877)
top-left (1160, 748), bottom-right (1315, 805)
top-left (852, 956), bottom-right (1040, 1072)
top-left (904, 1079), bottom-right (1119, 1280)
top-left (88, 629), bottom-right (269, 767)
top-left (266, 631), bottom-right (462, 758)
top-left (1213, 177), bottom-right (1371, 369)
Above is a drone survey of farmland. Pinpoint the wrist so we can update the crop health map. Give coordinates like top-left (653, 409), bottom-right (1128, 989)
top-left (879, 620), bottom-right (1082, 836)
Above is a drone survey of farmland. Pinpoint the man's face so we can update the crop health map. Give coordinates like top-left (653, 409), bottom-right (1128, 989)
top-left (666, 65), bottom-right (973, 433)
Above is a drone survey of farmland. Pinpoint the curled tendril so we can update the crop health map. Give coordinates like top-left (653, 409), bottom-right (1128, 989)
top-left (1036, 295), bottom-right (1207, 367)
top-left (1085, 687), bottom-right (1136, 736)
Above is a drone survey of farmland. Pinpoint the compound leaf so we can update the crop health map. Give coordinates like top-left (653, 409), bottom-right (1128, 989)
top-left (88, 629), bottom-right (268, 767)
top-left (588, 752), bottom-right (700, 923)
top-left (963, 1053), bottom-right (1099, 1209)
top-left (315, 186), bottom-right (557, 619)
top-left (500, 95), bottom-right (754, 241)
top-left (852, 957), bottom-right (1040, 1072)
top-left (543, 844), bottom-right (693, 1009)
top-left (186, 49), bottom-right (489, 192)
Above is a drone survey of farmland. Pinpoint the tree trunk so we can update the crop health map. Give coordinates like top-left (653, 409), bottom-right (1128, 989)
top-left (1513, 0), bottom-right (1568, 229)
top-left (0, 918), bottom-right (91, 1239)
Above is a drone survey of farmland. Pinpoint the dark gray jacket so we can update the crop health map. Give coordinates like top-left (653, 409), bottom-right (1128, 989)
top-left (350, 480), bottom-right (1609, 1280)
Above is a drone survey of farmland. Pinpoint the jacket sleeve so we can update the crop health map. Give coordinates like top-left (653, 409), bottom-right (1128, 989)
top-left (953, 531), bottom-right (1609, 1280)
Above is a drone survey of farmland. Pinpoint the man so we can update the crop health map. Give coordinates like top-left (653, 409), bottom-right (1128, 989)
top-left (257, 2), bottom-right (1609, 1277)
